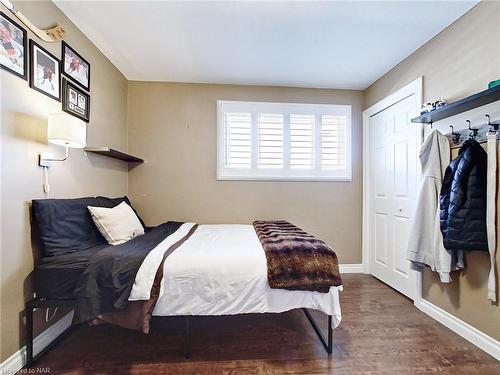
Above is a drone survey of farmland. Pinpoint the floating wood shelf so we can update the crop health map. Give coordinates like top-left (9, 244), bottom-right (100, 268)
top-left (411, 85), bottom-right (500, 124)
top-left (84, 147), bottom-right (144, 163)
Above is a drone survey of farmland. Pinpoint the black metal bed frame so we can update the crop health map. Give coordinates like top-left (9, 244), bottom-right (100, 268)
top-left (25, 297), bottom-right (333, 368)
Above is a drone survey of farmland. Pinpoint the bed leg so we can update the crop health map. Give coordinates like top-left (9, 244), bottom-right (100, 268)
top-left (327, 315), bottom-right (333, 354)
top-left (26, 298), bottom-right (36, 368)
top-left (302, 308), bottom-right (333, 355)
top-left (184, 316), bottom-right (191, 359)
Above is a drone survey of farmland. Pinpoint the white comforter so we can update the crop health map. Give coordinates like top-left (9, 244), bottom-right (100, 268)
top-left (129, 223), bottom-right (342, 328)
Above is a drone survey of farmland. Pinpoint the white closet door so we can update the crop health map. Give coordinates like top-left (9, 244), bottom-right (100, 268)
top-left (368, 95), bottom-right (420, 299)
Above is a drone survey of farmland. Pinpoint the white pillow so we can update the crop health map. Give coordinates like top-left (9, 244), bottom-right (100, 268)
top-left (88, 201), bottom-right (145, 245)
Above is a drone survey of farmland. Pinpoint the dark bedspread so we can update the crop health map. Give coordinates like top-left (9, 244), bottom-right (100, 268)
top-left (73, 221), bottom-right (184, 324)
top-left (35, 244), bottom-right (108, 300)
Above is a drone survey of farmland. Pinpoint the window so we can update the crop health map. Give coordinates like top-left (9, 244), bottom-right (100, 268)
top-left (217, 101), bottom-right (351, 181)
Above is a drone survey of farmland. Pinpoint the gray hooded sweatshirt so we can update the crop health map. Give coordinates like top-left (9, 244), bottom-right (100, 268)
top-left (407, 130), bottom-right (463, 282)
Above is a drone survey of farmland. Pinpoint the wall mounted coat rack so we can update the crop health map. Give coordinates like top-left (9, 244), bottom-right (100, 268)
top-left (445, 115), bottom-right (500, 149)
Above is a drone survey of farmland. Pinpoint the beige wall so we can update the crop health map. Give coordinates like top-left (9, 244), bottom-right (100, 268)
top-left (365, 1), bottom-right (500, 340)
top-left (365, 1), bottom-right (500, 109)
top-left (0, 1), bottom-right (129, 361)
top-left (128, 83), bottom-right (363, 264)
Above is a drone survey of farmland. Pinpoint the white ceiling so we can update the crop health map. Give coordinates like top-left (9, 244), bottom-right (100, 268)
top-left (55, 1), bottom-right (478, 90)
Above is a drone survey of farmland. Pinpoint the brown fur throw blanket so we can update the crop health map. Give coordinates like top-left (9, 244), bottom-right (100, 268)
top-left (253, 221), bottom-right (342, 293)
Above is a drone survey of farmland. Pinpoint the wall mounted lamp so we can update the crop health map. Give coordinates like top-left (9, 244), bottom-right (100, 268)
top-left (39, 113), bottom-right (87, 167)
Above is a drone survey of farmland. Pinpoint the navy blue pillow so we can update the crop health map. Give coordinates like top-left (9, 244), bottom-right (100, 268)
top-left (32, 197), bottom-right (106, 257)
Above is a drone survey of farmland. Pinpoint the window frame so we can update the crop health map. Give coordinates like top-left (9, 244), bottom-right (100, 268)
top-left (217, 100), bottom-right (352, 182)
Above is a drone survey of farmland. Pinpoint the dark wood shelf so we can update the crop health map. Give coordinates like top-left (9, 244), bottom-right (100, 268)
top-left (411, 85), bottom-right (500, 124)
top-left (84, 147), bottom-right (144, 163)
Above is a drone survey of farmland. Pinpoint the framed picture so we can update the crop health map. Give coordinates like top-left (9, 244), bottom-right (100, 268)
top-left (0, 11), bottom-right (27, 80)
top-left (62, 41), bottom-right (90, 91)
top-left (62, 78), bottom-right (90, 122)
top-left (29, 40), bottom-right (61, 101)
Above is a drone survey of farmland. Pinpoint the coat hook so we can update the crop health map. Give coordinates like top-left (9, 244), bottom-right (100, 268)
top-left (449, 125), bottom-right (460, 144)
top-left (467, 120), bottom-right (478, 138)
top-left (486, 114), bottom-right (499, 132)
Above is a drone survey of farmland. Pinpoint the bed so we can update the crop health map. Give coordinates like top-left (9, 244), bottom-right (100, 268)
top-left (27, 197), bottom-right (343, 366)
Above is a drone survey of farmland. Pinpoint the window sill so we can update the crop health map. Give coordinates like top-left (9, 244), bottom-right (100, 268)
top-left (216, 175), bottom-right (353, 182)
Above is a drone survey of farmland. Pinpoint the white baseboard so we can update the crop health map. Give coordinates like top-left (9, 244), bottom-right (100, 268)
top-left (339, 263), bottom-right (364, 273)
top-left (415, 298), bottom-right (500, 361)
top-left (0, 311), bottom-right (73, 373)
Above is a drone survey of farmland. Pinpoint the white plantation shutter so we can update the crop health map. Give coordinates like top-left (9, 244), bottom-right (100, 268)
top-left (258, 113), bottom-right (284, 168)
top-left (321, 115), bottom-right (346, 169)
top-left (224, 112), bottom-right (252, 168)
top-left (290, 114), bottom-right (315, 169)
top-left (217, 101), bottom-right (351, 181)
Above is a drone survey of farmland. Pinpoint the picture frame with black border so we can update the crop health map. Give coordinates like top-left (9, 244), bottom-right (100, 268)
top-left (0, 11), bottom-right (28, 80)
top-left (29, 40), bottom-right (61, 101)
top-left (62, 41), bottom-right (90, 92)
top-left (62, 78), bottom-right (90, 122)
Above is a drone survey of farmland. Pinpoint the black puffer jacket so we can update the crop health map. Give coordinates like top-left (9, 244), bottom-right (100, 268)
top-left (440, 139), bottom-right (488, 251)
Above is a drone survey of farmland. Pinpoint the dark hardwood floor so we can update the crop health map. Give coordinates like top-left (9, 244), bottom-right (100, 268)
top-left (28, 274), bottom-right (499, 374)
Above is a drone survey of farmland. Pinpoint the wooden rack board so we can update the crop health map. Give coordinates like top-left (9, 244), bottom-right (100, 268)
top-left (411, 85), bottom-right (500, 124)
top-left (84, 147), bottom-right (144, 163)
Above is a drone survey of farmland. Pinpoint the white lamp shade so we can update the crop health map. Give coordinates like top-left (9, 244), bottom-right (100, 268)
top-left (48, 113), bottom-right (87, 148)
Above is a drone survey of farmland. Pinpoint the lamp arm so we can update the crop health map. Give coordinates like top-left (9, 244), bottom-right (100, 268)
top-left (39, 147), bottom-right (70, 167)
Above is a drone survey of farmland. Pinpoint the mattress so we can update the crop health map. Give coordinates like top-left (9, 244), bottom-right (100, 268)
top-left (131, 224), bottom-right (343, 328)
top-left (34, 244), bottom-right (108, 299)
